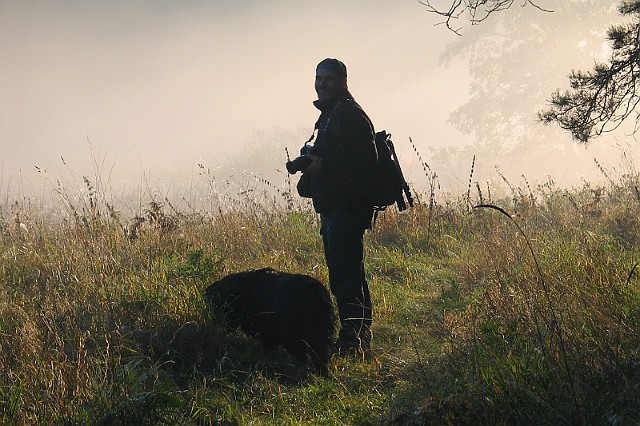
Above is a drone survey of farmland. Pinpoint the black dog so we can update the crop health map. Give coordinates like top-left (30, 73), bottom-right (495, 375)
top-left (204, 268), bottom-right (335, 376)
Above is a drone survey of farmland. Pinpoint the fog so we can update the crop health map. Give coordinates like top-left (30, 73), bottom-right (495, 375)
top-left (2, 1), bottom-right (638, 205)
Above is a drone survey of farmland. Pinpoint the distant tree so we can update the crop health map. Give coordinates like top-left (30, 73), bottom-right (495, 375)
top-left (422, 0), bottom-right (640, 143)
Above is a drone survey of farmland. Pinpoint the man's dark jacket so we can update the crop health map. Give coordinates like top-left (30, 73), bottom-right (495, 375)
top-left (298, 89), bottom-right (377, 213)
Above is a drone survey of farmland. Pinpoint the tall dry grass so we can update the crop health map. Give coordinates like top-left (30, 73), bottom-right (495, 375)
top-left (396, 169), bottom-right (640, 424)
top-left (0, 157), bottom-right (639, 424)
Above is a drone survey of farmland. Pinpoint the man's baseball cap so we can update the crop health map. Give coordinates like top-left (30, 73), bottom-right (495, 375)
top-left (316, 58), bottom-right (347, 77)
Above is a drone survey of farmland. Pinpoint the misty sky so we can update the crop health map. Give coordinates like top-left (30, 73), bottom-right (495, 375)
top-left (2, 1), bottom-right (466, 190)
top-left (2, 1), bottom-right (638, 198)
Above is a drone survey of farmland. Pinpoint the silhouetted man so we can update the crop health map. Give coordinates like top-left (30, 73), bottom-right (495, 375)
top-left (295, 58), bottom-right (377, 355)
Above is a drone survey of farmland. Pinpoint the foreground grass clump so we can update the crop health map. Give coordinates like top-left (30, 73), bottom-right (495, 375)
top-left (1, 173), bottom-right (640, 424)
top-left (397, 176), bottom-right (640, 425)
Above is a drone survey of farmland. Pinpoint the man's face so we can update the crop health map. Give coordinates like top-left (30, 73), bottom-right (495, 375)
top-left (315, 69), bottom-right (346, 102)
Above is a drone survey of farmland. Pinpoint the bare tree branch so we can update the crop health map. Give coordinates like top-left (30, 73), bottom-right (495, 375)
top-left (419, 0), bottom-right (553, 35)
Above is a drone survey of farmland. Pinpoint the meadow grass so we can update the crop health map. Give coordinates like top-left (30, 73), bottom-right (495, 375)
top-left (1, 171), bottom-right (639, 425)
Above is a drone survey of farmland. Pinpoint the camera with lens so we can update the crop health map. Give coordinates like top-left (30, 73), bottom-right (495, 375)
top-left (286, 144), bottom-right (318, 174)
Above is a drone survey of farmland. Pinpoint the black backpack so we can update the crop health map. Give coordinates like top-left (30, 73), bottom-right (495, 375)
top-left (369, 130), bottom-right (414, 213)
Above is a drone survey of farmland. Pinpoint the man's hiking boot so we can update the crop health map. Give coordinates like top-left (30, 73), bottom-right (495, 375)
top-left (332, 328), bottom-right (372, 359)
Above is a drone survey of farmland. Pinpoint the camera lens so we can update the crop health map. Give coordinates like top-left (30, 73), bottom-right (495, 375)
top-left (286, 156), bottom-right (312, 174)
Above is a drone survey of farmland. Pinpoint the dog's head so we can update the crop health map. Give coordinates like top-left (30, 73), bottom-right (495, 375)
top-left (204, 268), bottom-right (280, 328)
top-left (204, 275), bottom-right (237, 309)
top-left (204, 268), bottom-right (278, 307)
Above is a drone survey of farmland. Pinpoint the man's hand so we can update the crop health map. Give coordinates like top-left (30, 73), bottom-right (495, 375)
top-left (303, 154), bottom-right (322, 175)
